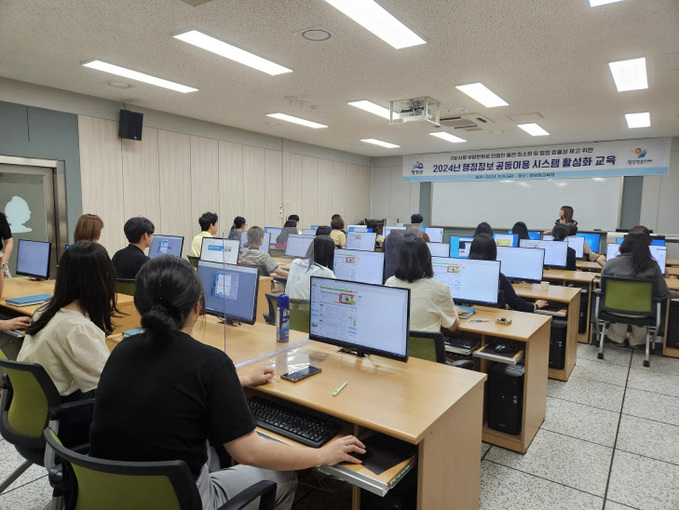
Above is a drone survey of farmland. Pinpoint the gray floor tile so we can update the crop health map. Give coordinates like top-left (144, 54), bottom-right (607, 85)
top-left (480, 460), bottom-right (604, 510)
top-left (0, 476), bottom-right (52, 510)
top-left (548, 375), bottom-right (625, 412)
top-left (616, 414), bottom-right (679, 466)
top-left (542, 396), bottom-right (619, 447)
top-left (604, 502), bottom-right (639, 510)
top-left (607, 451), bottom-right (679, 510)
top-left (631, 350), bottom-right (679, 375)
top-left (578, 342), bottom-right (632, 367)
top-left (623, 388), bottom-right (679, 427)
top-left (626, 367), bottom-right (679, 398)
top-left (570, 358), bottom-right (630, 387)
top-left (485, 429), bottom-right (612, 497)
top-left (481, 442), bottom-right (491, 458)
top-left (0, 440), bottom-right (48, 492)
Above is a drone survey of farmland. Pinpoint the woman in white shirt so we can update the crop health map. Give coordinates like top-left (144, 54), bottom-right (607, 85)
top-left (286, 235), bottom-right (336, 300)
top-left (18, 241), bottom-right (120, 445)
top-left (385, 237), bottom-right (460, 333)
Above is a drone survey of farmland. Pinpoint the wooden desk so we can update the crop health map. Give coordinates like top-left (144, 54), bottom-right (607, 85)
top-left (576, 260), bottom-right (602, 272)
top-left (459, 307), bottom-right (550, 454)
top-left (666, 267), bottom-right (679, 277)
top-left (666, 259), bottom-right (679, 267)
top-left (513, 284), bottom-right (580, 381)
top-left (542, 270), bottom-right (596, 344)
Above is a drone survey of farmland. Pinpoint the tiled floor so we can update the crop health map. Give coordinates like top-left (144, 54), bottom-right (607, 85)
top-left (2, 341), bottom-right (679, 509)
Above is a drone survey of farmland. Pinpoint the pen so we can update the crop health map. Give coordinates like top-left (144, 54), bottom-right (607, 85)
top-left (468, 319), bottom-right (489, 322)
top-left (333, 381), bottom-right (348, 397)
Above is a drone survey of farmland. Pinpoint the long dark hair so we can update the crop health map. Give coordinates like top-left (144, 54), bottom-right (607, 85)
top-left (560, 206), bottom-right (574, 223)
top-left (232, 216), bottom-right (246, 230)
top-left (394, 237), bottom-right (433, 283)
top-left (469, 234), bottom-right (497, 261)
top-left (304, 235), bottom-right (335, 271)
top-left (619, 225), bottom-right (655, 276)
top-left (276, 221), bottom-right (298, 245)
top-left (26, 241), bottom-right (119, 336)
top-left (134, 255), bottom-right (203, 340)
top-left (552, 223), bottom-right (569, 242)
top-left (511, 222), bottom-right (530, 241)
top-left (474, 222), bottom-right (494, 237)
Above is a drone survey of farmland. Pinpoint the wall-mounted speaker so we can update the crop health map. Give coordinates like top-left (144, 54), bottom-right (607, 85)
top-left (118, 110), bottom-right (143, 141)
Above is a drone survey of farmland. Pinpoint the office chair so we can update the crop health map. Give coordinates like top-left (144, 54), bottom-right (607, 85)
top-left (408, 331), bottom-right (446, 364)
top-left (594, 275), bottom-right (661, 367)
top-left (0, 349), bottom-right (93, 502)
top-left (289, 299), bottom-right (310, 333)
top-left (115, 278), bottom-right (135, 296)
top-left (186, 255), bottom-right (199, 270)
top-left (263, 293), bottom-right (280, 325)
top-left (44, 429), bottom-right (277, 510)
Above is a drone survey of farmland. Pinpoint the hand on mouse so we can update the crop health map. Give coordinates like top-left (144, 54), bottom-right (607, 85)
top-left (534, 299), bottom-right (549, 310)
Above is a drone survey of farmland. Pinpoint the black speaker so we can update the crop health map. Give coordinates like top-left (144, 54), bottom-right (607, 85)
top-left (578, 289), bottom-right (588, 334)
top-left (118, 110), bottom-right (143, 141)
top-left (486, 363), bottom-right (524, 436)
top-left (549, 319), bottom-right (568, 369)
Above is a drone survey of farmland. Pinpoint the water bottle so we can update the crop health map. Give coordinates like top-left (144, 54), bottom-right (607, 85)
top-left (276, 293), bottom-right (290, 343)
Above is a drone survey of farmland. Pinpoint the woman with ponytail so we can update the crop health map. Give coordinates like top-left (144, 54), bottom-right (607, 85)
top-left (228, 216), bottom-right (247, 241)
top-left (90, 255), bottom-right (365, 510)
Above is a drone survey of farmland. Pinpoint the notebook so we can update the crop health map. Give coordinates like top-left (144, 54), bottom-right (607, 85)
top-left (5, 294), bottom-right (52, 307)
top-left (457, 305), bottom-right (476, 319)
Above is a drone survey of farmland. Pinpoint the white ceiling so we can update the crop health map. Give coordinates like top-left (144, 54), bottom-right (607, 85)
top-left (1, 0), bottom-right (678, 157)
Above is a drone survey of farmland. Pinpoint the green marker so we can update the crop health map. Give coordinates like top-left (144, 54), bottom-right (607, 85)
top-left (333, 381), bottom-right (348, 397)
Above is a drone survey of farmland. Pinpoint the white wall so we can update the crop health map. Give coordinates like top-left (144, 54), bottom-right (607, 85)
top-left (371, 156), bottom-right (420, 223)
top-left (640, 137), bottom-right (679, 235)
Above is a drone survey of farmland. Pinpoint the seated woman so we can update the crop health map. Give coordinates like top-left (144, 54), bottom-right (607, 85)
top-left (469, 234), bottom-right (548, 313)
top-left (329, 216), bottom-right (346, 248)
top-left (242, 227), bottom-right (288, 277)
top-left (275, 220), bottom-right (299, 250)
top-left (602, 225), bottom-right (679, 346)
top-left (511, 221), bottom-right (531, 241)
top-left (17, 241), bottom-right (119, 445)
top-left (73, 213), bottom-right (104, 242)
top-left (286, 236), bottom-right (335, 300)
top-left (552, 223), bottom-right (577, 271)
top-left (0, 263), bottom-right (31, 331)
top-left (385, 237), bottom-right (460, 333)
top-left (567, 222), bottom-right (605, 266)
top-left (228, 216), bottom-right (247, 241)
top-left (474, 221), bottom-right (494, 237)
top-left (89, 255), bottom-right (364, 510)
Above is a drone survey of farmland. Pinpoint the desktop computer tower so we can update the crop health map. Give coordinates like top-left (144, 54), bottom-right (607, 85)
top-left (486, 364), bottom-right (524, 436)
top-left (360, 466), bottom-right (417, 510)
top-left (549, 319), bottom-right (568, 370)
top-left (665, 301), bottom-right (679, 349)
top-left (578, 289), bottom-right (588, 334)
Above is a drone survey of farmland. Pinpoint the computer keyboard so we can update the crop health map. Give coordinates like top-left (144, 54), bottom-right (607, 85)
top-left (535, 304), bottom-right (567, 317)
top-left (247, 397), bottom-right (340, 448)
top-left (445, 336), bottom-right (478, 354)
top-left (0, 312), bottom-right (25, 338)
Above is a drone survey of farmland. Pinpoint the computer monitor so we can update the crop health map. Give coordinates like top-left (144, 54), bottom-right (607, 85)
top-left (607, 244), bottom-right (667, 275)
top-left (508, 230), bottom-right (541, 241)
top-left (615, 236), bottom-right (666, 247)
top-left (333, 250), bottom-right (385, 285)
top-left (148, 234), bottom-right (184, 259)
top-left (576, 232), bottom-right (602, 253)
top-left (449, 236), bottom-right (474, 258)
top-left (519, 239), bottom-right (568, 267)
top-left (493, 233), bottom-right (519, 247)
top-left (309, 276), bottom-right (409, 361)
top-left (431, 257), bottom-right (500, 306)
top-left (383, 226), bottom-right (406, 238)
top-left (426, 242), bottom-right (450, 258)
top-left (197, 261), bottom-right (259, 324)
top-left (200, 238), bottom-right (240, 264)
top-left (347, 225), bottom-right (371, 233)
top-left (345, 231), bottom-right (377, 251)
top-left (421, 227), bottom-right (444, 243)
top-left (496, 246), bottom-right (545, 283)
top-left (565, 236), bottom-right (585, 258)
top-left (285, 235), bottom-right (315, 258)
top-left (264, 227), bottom-right (282, 244)
top-left (300, 229), bottom-right (315, 236)
top-left (16, 240), bottom-right (51, 280)
top-left (311, 225), bottom-right (319, 230)
top-left (240, 232), bottom-right (270, 254)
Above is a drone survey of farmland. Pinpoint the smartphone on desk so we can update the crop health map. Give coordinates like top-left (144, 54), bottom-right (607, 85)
top-left (281, 365), bottom-right (322, 383)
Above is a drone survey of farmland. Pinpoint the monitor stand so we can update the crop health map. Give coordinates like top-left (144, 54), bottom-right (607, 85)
top-left (337, 347), bottom-right (366, 358)
top-left (219, 318), bottom-right (241, 327)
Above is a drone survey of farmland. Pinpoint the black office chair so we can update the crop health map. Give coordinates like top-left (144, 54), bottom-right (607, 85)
top-left (263, 293), bottom-right (280, 325)
top-left (187, 256), bottom-right (199, 270)
top-left (115, 278), bottom-right (135, 296)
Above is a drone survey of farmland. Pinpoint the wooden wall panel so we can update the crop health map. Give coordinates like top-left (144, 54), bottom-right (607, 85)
top-left (283, 153), bottom-right (304, 226)
top-left (78, 116), bottom-right (125, 255)
top-left (121, 127), bottom-right (161, 233)
top-left (218, 141), bottom-right (244, 236)
top-left (190, 136), bottom-right (220, 237)
top-left (264, 149), bottom-right (282, 227)
top-left (158, 130), bottom-right (192, 256)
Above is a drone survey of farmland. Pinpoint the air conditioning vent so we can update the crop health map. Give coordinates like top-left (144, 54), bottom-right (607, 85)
top-left (439, 113), bottom-right (494, 131)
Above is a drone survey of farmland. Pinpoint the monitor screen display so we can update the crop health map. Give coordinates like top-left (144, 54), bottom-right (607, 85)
top-left (576, 232), bottom-right (601, 253)
top-left (345, 232), bottom-right (377, 251)
top-left (510, 230), bottom-right (541, 241)
top-left (615, 236), bottom-right (666, 247)
top-left (383, 226), bottom-right (406, 238)
top-left (301, 229), bottom-right (316, 236)
top-left (240, 232), bottom-right (270, 254)
top-left (197, 261), bottom-right (259, 324)
top-left (309, 276), bottom-right (409, 361)
top-left (264, 227), bottom-right (282, 244)
top-left (311, 225), bottom-right (319, 230)
top-left (607, 244), bottom-right (667, 275)
top-left (200, 238), bottom-right (240, 264)
top-left (426, 242), bottom-right (450, 258)
top-left (431, 257), bottom-right (500, 306)
top-left (449, 236), bottom-right (474, 258)
top-left (285, 235), bottom-right (315, 258)
top-left (422, 227), bottom-right (444, 243)
top-left (566, 236), bottom-right (585, 258)
top-left (496, 246), bottom-right (545, 282)
top-left (148, 235), bottom-right (184, 259)
top-left (16, 240), bottom-right (51, 279)
top-left (347, 225), bottom-right (371, 233)
top-left (519, 239), bottom-right (568, 267)
top-left (333, 250), bottom-right (385, 285)
top-left (493, 233), bottom-right (519, 247)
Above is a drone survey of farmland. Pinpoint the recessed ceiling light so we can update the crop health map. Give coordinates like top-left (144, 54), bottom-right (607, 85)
top-left (589, 0), bottom-right (625, 6)
top-left (175, 31), bottom-right (292, 76)
top-left (625, 112), bottom-right (650, 129)
top-left (429, 132), bottom-right (466, 143)
top-left (347, 100), bottom-right (397, 120)
top-left (266, 113), bottom-right (328, 129)
top-left (321, 0), bottom-right (425, 49)
top-left (608, 57), bottom-right (648, 92)
top-left (517, 123), bottom-right (550, 136)
top-left (107, 81), bottom-right (131, 89)
top-left (360, 138), bottom-right (400, 149)
top-left (455, 83), bottom-right (508, 108)
top-left (83, 61), bottom-right (197, 93)
top-left (302, 29), bottom-right (332, 41)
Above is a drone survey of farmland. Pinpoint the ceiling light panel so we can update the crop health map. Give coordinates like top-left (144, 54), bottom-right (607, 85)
top-left (608, 57), bottom-right (648, 92)
top-left (360, 138), bottom-right (400, 148)
top-left (266, 113), bottom-right (328, 129)
top-left (82, 61), bottom-right (198, 93)
top-left (429, 132), bottom-right (466, 143)
top-left (517, 123), bottom-right (550, 136)
top-left (175, 31), bottom-right (292, 76)
top-left (625, 112), bottom-right (650, 129)
top-left (322, 0), bottom-right (425, 49)
top-left (455, 83), bottom-right (508, 108)
top-left (589, 0), bottom-right (625, 6)
top-left (348, 100), bottom-right (397, 120)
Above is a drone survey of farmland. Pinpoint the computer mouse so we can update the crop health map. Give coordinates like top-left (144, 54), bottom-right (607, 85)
top-left (495, 344), bottom-right (509, 353)
top-left (349, 447), bottom-right (373, 462)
